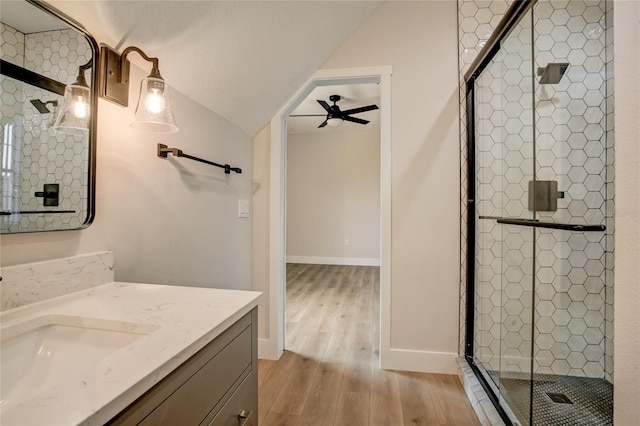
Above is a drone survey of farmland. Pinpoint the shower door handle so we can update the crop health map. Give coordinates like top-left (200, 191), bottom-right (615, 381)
top-left (495, 218), bottom-right (606, 232)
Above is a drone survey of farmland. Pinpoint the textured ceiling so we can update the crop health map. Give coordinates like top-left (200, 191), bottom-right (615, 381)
top-left (288, 83), bottom-right (380, 134)
top-left (50, 0), bottom-right (382, 136)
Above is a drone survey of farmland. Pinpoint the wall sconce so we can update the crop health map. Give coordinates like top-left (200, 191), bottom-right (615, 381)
top-left (53, 60), bottom-right (91, 135)
top-left (100, 45), bottom-right (178, 133)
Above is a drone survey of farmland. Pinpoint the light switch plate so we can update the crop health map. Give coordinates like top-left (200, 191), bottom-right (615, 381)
top-left (238, 199), bottom-right (249, 218)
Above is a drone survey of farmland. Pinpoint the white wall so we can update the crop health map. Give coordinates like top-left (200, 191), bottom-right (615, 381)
top-left (613, 1), bottom-right (640, 423)
top-left (0, 14), bottom-right (253, 291)
top-left (252, 1), bottom-right (460, 372)
top-left (286, 129), bottom-right (380, 265)
top-left (323, 1), bottom-right (460, 361)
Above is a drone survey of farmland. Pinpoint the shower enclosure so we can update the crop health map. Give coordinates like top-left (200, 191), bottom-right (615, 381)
top-left (465, 0), bottom-right (613, 425)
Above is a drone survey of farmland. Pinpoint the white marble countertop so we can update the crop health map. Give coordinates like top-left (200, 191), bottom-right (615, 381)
top-left (0, 282), bottom-right (261, 426)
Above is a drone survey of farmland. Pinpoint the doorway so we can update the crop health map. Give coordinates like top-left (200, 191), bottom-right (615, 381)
top-left (285, 82), bottom-right (381, 354)
top-left (266, 66), bottom-right (392, 365)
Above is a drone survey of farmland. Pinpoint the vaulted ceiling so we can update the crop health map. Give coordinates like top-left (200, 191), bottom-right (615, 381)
top-left (50, 0), bottom-right (383, 136)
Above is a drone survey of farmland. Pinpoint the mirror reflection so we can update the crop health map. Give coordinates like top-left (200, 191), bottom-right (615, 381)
top-left (1, 0), bottom-right (97, 234)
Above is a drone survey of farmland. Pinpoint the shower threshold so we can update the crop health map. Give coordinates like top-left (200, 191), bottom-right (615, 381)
top-left (487, 371), bottom-right (613, 426)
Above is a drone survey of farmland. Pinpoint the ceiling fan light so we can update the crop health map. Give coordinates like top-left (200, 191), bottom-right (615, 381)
top-left (326, 117), bottom-right (343, 127)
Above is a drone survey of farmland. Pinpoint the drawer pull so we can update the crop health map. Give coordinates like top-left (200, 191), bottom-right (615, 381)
top-left (237, 410), bottom-right (253, 426)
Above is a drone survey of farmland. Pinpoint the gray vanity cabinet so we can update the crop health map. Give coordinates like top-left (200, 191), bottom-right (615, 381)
top-left (108, 309), bottom-right (257, 426)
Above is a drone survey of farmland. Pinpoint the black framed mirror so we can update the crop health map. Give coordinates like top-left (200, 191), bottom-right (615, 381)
top-left (1, 0), bottom-right (98, 234)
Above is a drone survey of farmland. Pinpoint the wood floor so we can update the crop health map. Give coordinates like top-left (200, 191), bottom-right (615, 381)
top-left (258, 264), bottom-right (480, 426)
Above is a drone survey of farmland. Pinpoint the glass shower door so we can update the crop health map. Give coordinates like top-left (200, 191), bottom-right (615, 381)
top-left (497, 7), bottom-right (536, 425)
top-left (472, 6), bottom-right (536, 424)
top-left (528, 0), bottom-right (613, 424)
top-left (469, 0), bottom-right (614, 424)
top-left (471, 1), bottom-right (613, 425)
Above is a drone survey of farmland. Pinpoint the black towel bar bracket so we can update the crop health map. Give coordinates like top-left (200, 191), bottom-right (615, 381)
top-left (157, 143), bottom-right (242, 174)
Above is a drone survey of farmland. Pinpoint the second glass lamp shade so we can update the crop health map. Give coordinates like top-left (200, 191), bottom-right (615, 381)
top-left (131, 76), bottom-right (178, 133)
top-left (53, 83), bottom-right (90, 136)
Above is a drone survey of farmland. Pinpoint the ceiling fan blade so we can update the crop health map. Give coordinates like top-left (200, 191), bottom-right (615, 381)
top-left (341, 104), bottom-right (379, 116)
top-left (318, 120), bottom-right (328, 128)
top-left (343, 116), bottom-right (369, 125)
top-left (317, 100), bottom-right (331, 112)
top-left (289, 114), bottom-right (326, 117)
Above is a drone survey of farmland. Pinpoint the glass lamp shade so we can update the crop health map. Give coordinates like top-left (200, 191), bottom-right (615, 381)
top-left (53, 83), bottom-right (90, 136)
top-left (131, 76), bottom-right (178, 132)
top-left (326, 117), bottom-right (343, 127)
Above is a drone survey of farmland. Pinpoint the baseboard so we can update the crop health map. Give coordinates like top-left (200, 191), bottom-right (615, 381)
top-left (258, 338), bottom-right (280, 360)
top-left (286, 256), bottom-right (380, 266)
top-left (261, 339), bottom-right (458, 375)
top-left (381, 348), bottom-right (459, 374)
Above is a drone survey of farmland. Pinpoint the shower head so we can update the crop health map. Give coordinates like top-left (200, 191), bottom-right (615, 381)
top-left (30, 99), bottom-right (50, 113)
top-left (537, 63), bottom-right (569, 84)
top-left (30, 99), bottom-right (58, 114)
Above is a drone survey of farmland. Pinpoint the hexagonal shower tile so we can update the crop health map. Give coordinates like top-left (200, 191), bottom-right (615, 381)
top-left (461, 4), bottom-right (613, 421)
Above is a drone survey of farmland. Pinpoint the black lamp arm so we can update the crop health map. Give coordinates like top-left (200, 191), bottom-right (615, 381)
top-left (73, 59), bottom-right (93, 87)
top-left (120, 46), bottom-right (161, 79)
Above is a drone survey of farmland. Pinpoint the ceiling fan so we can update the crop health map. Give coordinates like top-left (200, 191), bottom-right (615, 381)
top-left (290, 95), bottom-right (379, 128)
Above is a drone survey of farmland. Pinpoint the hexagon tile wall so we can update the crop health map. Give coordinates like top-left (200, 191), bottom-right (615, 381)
top-left (458, 0), bottom-right (512, 357)
top-left (457, 0), bottom-right (513, 362)
top-left (457, 0), bottom-right (614, 384)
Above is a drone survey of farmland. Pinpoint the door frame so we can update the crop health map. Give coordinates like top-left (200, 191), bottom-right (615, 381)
top-left (265, 66), bottom-right (393, 366)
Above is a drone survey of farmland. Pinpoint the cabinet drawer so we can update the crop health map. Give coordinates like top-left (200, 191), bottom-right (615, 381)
top-left (109, 312), bottom-right (253, 426)
top-left (205, 372), bottom-right (257, 426)
top-left (140, 327), bottom-right (252, 425)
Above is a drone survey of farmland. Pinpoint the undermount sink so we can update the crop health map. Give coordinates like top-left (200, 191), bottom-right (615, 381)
top-left (0, 315), bottom-right (158, 406)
